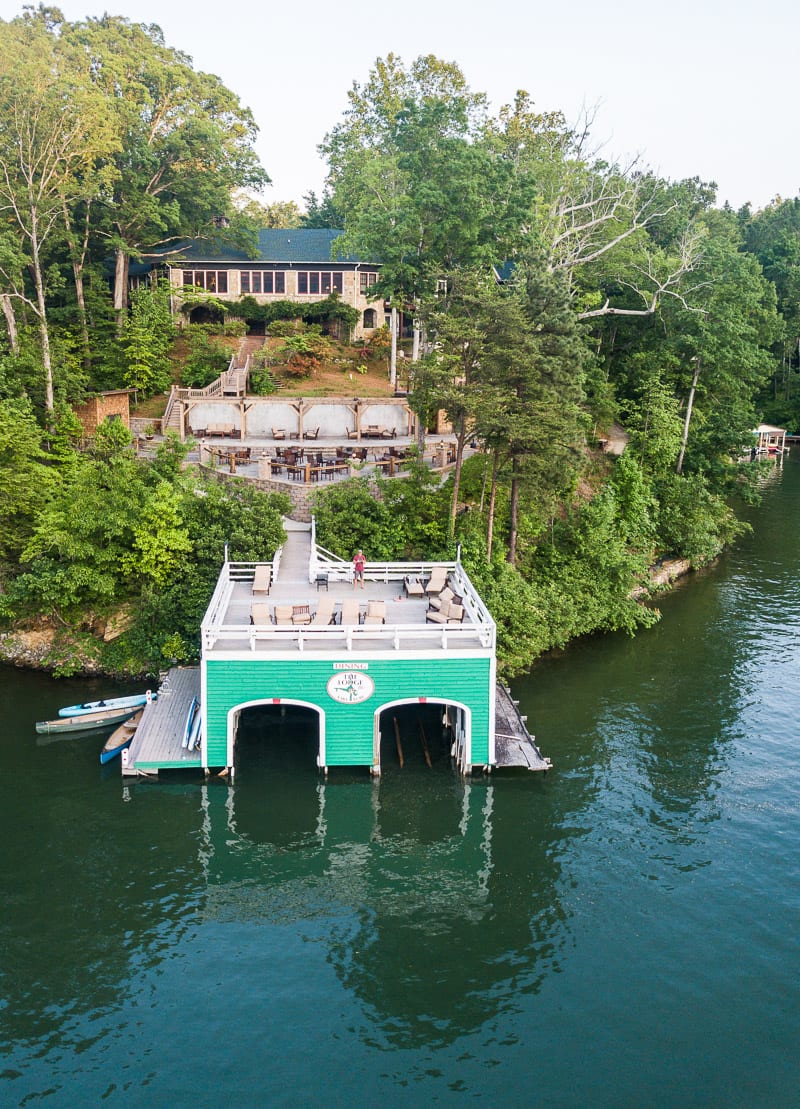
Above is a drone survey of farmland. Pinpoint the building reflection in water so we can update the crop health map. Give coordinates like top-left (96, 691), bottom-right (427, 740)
top-left (206, 750), bottom-right (569, 1048)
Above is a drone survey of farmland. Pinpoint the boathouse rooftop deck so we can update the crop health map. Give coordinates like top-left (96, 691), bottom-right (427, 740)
top-left (201, 530), bottom-right (495, 656)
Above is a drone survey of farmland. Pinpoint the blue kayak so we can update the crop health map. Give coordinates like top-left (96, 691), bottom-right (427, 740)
top-left (58, 692), bottom-right (154, 718)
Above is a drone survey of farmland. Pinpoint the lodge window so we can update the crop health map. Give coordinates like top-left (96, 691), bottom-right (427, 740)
top-left (297, 271), bottom-right (343, 295)
top-left (359, 271), bottom-right (379, 294)
top-left (240, 271), bottom-right (285, 295)
top-left (363, 308), bottom-right (377, 328)
top-left (182, 270), bottom-right (228, 293)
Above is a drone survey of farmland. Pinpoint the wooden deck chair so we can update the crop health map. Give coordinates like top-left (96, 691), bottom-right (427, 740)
top-left (363, 599), bottom-right (386, 625)
top-left (425, 567), bottom-right (448, 595)
top-left (427, 600), bottom-right (465, 624)
top-left (291, 604), bottom-right (311, 625)
top-left (311, 595), bottom-right (335, 625)
top-left (340, 599), bottom-right (360, 625)
top-left (252, 564), bottom-right (272, 594)
top-left (274, 605), bottom-right (293, 625)
top-left (272, 427), bottom-right (286, 440)
top-left (428, 586), bottom-right (454, 612)
top-left (251, 602), bottom-right (272, 625)
top-left (426, 600), bottom-right (450, 624)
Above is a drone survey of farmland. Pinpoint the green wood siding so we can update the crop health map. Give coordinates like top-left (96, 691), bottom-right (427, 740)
top-left (204, 656), bottom-right (492, 768)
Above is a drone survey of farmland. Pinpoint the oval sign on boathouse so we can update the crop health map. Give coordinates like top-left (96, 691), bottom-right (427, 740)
top-left (327, 670), bottom-right (375, 704)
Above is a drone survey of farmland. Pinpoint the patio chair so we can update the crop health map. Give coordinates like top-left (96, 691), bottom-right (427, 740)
top-left (251, 602), bottom-right (272, 625)
top-left (425, 567), bottom-right (448, 596)
top-left (426, 599), bottom-right (464, 624)
top-left (291, 605), bottom-right (311, 625)
top-left (272, 427), bottom-right (286, 440)
top-left (363, 599), bottom-right (386, 625)
top-left (340, 599), bottom-right (360, 625)
top-left (311, 595), bottom-right (336, 625)
top-left (274, 605), bottom-right (293, 625)
top-left (346, 428), bottom-right (359, 439)
top-left (303, 427), bottom-right (320, 440)
top-left (428, 586), bottom-right (454, 612)
top-left (403, 576), bottom-right (425, 598)
top-left (252, 564), bottom-right (272, 594)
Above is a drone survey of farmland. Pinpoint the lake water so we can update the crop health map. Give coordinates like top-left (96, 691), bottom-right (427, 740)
top-left (1, 460), bottom-right (799, 1107)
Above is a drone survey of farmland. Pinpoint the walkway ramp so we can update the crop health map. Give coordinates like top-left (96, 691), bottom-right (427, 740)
top-left (275, 520), bottom-right (313, 584)
top-left (494, 683), bottom-right (551, 771)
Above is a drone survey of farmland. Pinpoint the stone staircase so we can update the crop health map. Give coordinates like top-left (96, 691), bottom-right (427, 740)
top-left (235, 334), bottom-right (266, 368)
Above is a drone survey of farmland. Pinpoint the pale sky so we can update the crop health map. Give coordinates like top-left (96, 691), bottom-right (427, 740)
top-left (3, 0), bottom-right (797, 212)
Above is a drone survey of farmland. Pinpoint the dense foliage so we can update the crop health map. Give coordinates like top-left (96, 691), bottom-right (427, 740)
top-left (0, 411), bottom-right (288, 674)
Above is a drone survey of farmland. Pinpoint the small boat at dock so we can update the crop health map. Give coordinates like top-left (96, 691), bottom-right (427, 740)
top-left (36, 705), bottom-right (141, 736)
top-left (100, 709), bottom-right (142, 764)
top-left (182, 696), bottom-right (198, 749)
top-left (57, 692), bottom-right (154, 718)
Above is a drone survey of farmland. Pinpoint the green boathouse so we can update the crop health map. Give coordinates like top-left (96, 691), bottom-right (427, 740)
top-left (198, 521), bottom-right (497, 776)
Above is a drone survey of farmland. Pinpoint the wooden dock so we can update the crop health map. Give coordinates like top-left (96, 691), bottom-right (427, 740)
top-left (121, 667), bottom-right (202, 777)
top-left (493, 684), bottom-right (552, 771)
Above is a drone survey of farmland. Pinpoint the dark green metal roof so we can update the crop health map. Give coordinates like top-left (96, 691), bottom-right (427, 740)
top-left (161, 229), bottom-right (371, 266)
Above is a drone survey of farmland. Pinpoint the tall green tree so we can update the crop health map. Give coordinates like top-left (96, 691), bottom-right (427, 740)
top-left (65, 15), bottom-right (268, 328)
top-left (321, 55), bottom-right (528, 349)
top-left (0, 9), bottom-right (118, 409)
top-left (476, 265), bottom-right (588, 565)
top-left (120, 281), bottom-right (176, 397)
top-left (0, 397), bottom-right (55, 563)
top-left (742, 196), bottom-right (800, 424)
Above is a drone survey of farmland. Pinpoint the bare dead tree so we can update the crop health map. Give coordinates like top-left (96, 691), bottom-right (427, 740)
top-left (577, 225), bottom-right (710, 320)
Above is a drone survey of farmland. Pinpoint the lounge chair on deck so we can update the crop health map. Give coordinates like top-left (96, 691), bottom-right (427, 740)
top-left (346, 428), bottom-right (359, 439)
top-left (426, 599), bottom-right (464, 624)
top-left (404, 576), bottom-right (425, 598)
top-left (303, 427), bottom-right (320, 440)
top-left (363, 600), bottom-right (386, 625)
top-left (429, 586), bottom-right (454, 612)
top-left (251, 602), bottom-right (272, 625)
top-left (425, 567), bottom-right (448, 596)
top-left (340, 599), bottom-right (360, 625)
top-left (292, 605), bottom-right (311, 625)
top-left (272, 427), bottom-right (286, 440)
top-left (274, 605), bottom-right (293, 625)
top-left (311, 596), bottom-right (335, 625)
top-left (252, 564), bottom-right (272, 594)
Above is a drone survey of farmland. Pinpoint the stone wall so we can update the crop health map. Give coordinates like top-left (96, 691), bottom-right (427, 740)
top-left (198, 463), bottom-right (381, 523)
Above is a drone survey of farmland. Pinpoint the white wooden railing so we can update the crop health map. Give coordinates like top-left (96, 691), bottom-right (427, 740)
top-left (201, 557), bottom-right (495, 652)
top-left (203, 619), bottom-right (493, 653)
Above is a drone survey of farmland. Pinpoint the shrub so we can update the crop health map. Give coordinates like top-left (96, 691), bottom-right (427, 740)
top-left (181, 331), bottom-right (231, 388)
top-left (249, 367), bottom-right (278, 395)
top-left (267, 319), bottom-right (305, 338)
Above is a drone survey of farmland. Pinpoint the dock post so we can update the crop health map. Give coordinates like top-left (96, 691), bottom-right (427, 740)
top-left (393, 715), bottom-right (404, 768)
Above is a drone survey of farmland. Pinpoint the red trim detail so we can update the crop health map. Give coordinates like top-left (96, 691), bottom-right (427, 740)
top-left (272, 698), bottom-right (281, 704)
top-left (419, 696), bottom-right (427, 703)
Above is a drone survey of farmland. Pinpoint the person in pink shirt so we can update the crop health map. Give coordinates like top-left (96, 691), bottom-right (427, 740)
top-left (353, 549), bottom-right (366, 589)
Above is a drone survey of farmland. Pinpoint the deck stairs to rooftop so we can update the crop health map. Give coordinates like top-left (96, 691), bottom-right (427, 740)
top-left (275, 519), bottom-right (313, 583)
